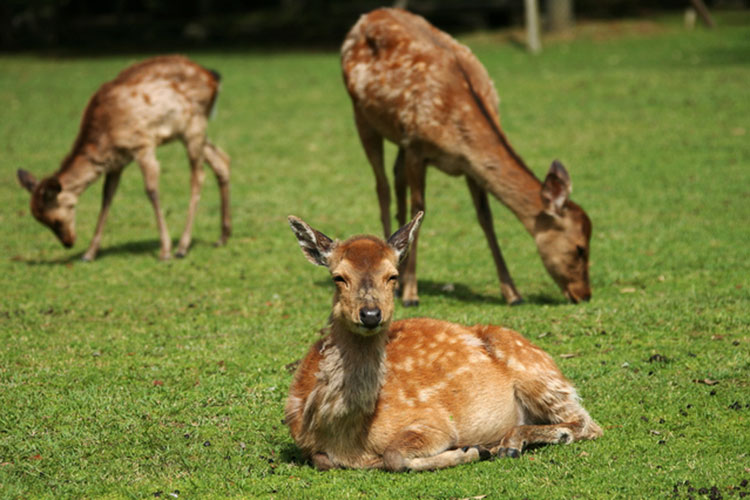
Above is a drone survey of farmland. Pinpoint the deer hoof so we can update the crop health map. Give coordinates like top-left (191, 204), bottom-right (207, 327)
top-left (175, 250), bottom-right (187, 259)
top-left (471, 446), bottom-right (492, 461)
top-left (498, 447), bottom-right (521, 458)
top-left (80, 254), bottom-right (93, 263)
top-left (509, 298), bottom-right (524, 306)
top-left (403, 299), bottom-right (420, 308)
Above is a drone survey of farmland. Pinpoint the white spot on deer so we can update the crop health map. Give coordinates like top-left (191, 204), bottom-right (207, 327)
top-left (399, 356), bottom-right (415, 372)
top-left (507, 356), bottom-right (526, 372)
top-left (460, 334), bottom-right (483, 349)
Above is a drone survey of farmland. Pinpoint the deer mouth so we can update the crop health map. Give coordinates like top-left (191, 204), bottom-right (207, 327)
top-left (57, 232), bottom-right (75, 248)
top-left (564, 287), bottom-right (591, 304)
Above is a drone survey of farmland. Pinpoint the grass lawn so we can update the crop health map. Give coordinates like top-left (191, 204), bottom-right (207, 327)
top-left (1, 11), bottom-right (748, 499)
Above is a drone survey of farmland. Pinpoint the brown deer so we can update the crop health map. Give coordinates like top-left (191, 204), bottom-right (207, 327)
top-left (17, 55), bottom-right (231, 261)
top-left (285, 212), bottom-right (602, 471)
top-left (341, 8), bottom-right (592, 306)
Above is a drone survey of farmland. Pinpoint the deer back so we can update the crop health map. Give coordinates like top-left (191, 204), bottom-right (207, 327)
top-left (342, 8), bottom-right (509, 171)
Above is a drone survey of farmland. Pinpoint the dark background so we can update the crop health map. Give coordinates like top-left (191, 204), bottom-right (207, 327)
top-left (0, 0), bottom-right (743, 51)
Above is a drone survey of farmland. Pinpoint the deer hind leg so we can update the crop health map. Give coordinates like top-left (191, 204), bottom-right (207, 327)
top-left (465, 176), bottom-right (523, 305)
top-left (136, 147), bottom-right (172, 260)
top-left (354, 109), bottom-right (391, 238)
top-left (492, 373), bottom-right (602, 457)
top-left (82, 169), bottom-right (123, 262)
top-left (176, 132), bottom-right (207, 258)
top-left (399, 149), bottom-right (426, 307)
top-left (203, 140), bottom-right (231, 247)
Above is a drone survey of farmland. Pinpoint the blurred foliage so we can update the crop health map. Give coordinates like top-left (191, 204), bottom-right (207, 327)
top-left (1, 0), bottom-right (741, 50)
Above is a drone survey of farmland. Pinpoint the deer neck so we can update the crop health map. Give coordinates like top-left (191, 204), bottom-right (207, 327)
top-left (56, 150), bottom-right (107, 198)
top-left (472, 141), bottom-right (545, 235)
top-left (317, 319), bottom-right (389, 419)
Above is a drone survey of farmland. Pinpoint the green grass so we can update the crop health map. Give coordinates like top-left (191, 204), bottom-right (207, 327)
top-left (1, 12), bottom-right (749, 499)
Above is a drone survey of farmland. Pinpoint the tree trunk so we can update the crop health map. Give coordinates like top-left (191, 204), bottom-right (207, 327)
top-left (525, 0), bottom-right (541, 54)
top-left (690, 0), bottom-right (715, 28)
top-left (547, 0), bottom-right (574, 32)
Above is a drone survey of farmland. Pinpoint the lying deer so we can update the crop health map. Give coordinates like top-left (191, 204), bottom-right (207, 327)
top-left (17, 55), bottom-right (231, 261)
top-left (342, 8), bottom-right (592, 305)
top-left (285, 212), bottom-right (601, 471)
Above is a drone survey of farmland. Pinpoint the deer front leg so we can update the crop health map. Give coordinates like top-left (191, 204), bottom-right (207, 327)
top-left (311, 452), bottom-right (338, 471)
top-left (136, 148), bottom-right (172, 260)
top-left (383, 427), bottom-right (491, 472)
top-left (82, 169), bottom-right (123, 262)
top-left (400, 150), bottom-right (426, 307)
top-left (354, 108), bottom-right (391, 238)
top-left (176, 135), bottom-right (207, 258)
top-left (393, 148), bottom-right (407, 228)
top-left (203, 140), bottom-right (231, 246)
top-left (465, 176), bottom-right (523, 305)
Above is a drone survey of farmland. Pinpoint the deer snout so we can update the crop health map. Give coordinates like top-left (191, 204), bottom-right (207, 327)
top-left (359, 307), bottom-right (382, 329)
top-left (565, 285), bottom-right (591, 304)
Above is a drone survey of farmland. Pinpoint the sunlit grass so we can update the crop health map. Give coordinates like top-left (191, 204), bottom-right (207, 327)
top-left (1, 12), bottom-right (748, 498)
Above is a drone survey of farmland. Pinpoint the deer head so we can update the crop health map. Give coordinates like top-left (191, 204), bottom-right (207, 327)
top-left (18, 169), bottom-right (77, 248)
top-left (535, 161), bottom-right (592, 303)
top-left (289, 212), bottom-right (423, 335)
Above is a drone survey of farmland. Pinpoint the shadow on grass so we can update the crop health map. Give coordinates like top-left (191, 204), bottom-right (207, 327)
top-left (19, 238), bottom-right (214, 265)
top-left (279, 442), bottom-right (308, 467)
top-left (419, 280), bottom-right (568, 306)
top-left (313, 277), bottom-right (567, 306)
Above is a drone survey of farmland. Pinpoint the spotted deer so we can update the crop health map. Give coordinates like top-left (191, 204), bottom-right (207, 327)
top-left (341, 8), bottom-right (592, 306)
top-left (285, 212), bottom-right (601, 471)
top-left (17, 55), bottom-right (231, 261)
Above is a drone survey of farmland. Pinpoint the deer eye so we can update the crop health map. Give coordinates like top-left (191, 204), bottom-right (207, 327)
top-left (576, 245), bottom-right (586, 259)
top-left (332, 275), bottom-right (347, 285)
top-left (387, 275), bottom-right (399, 282)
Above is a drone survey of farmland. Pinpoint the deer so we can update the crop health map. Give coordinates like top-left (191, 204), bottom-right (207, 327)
top-left (285, 211), bottom-right (602, 471)
top-left (16, 55), bottom-right (231, 261)
top-left (341, 8), bottom-right (592, 306)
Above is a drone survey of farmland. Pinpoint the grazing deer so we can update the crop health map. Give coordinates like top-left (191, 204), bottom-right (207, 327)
top-left (341, 8), bottom-right (592, 305)
top-left (17, 55), bottom-right (231, 261)
top-left (285, 212), bottom-right (601, 471)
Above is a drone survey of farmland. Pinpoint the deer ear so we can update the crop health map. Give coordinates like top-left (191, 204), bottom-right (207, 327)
top-left (40, 177), bottom-right (62, 203)
top-left (387, 211), bottom-right (424, 264)
top-left (288, 216), bottom-right (335, 267)
top-left (541, 160), bottom-right (571, 216)
top-left (17, 169), bottom-right (38, 193)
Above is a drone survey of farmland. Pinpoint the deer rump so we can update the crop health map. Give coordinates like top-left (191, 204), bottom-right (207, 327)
top-left (342, 8), bottom-right (506, 176)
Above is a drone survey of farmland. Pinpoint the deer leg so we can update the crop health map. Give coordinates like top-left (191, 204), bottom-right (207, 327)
top-left (491, 350), bottom-right (602, 457)
top-left (393, 147), bottom-right (407, 227)
top-left (81, 169), bottom-right (123, 262)
top-left (383, 427), bottom-right (491, 472)
top-left (354, 109), bottom-right (391, 237)
top-left (311, 452), bottom-right (338, 471)
top-left (203, 140), bottom-right (231, 247)
top-left (176, 134), bottom-right (207, 258)
top-left (400, 149), bottom-right (426, 307)
top-left (494, 410), bottom-right (602, 458)
top-left (403, 446), bottom-right (489, 471)
top-left (136, 148), bottom-right (172, 260)
top-left (465, 176), bottom-right (523, 305)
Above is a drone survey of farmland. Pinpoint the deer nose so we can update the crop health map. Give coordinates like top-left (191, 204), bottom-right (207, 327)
top-left (359, 307), bottom-right (382, 329)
